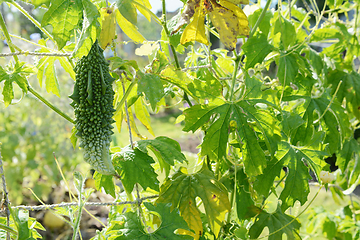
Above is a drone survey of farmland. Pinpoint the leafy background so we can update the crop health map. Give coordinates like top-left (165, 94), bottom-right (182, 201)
top-left (0, 0), bottom-right (360, 239)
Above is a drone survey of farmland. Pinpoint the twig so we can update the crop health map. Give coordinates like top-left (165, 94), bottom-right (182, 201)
top-left (181, 64), bottom-right (211, 72)
top-left (0, 52), bottom-right (71, 57)
top-left (0, 195), bottom-right (159, 213)
top-left (121, 79), bottom-right (134, 149)
top-left (0, 143), bottom-right (11, 240)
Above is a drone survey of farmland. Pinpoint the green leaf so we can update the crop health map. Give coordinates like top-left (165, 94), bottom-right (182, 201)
top-left (116, 10), bottom-right (146, 43)
top-left (94, 172), bottom-right (116, 198)
top-left (243, 33), bottom-right (273, 69)
top-left (328, 70), bottom-right (360, 120)
top-left (11, 209), bottom-right (31, 240)
top-left (187, 69), bottom-right (223, 100)
top-left (277, 53), bottom-right (298, 88)
top-left (116, 0), bottom-right (137, 25)
top-left (42, 0), bottom-right (81, 49)
top-left (183, 100), bottom-right (280, 176)
top-left (337, 138), bottom-right (360, 173)
top-left (305, 48), bottom-right (323, 75)
top-left (0, 63), bottom-right (31, 107)
top-left (285, 95), bottom-right (349, 153)
top-left (137, 72), bottom-right (164, 111)
top-left (248, 8), bottom-right (273, 37)
top-left (38, 57), bottom-right (60, 97)
top-left (2, 79), bottom-right (14, 107)
top-left (157, 166), bottom-right (231, 238)
top-left (116, 203), bottom-right (192, 239)
top-left (273, 15), bottom-right (296, 49)
top-left (136, 136), bottom-right (186, 165)
top-left (244, 75), bottom-right (263, 99)
top-left (254, 133), bottom-right (327, 209)
top-left (249, 205), bottom-right (301, 240)
top-left (113, 145), bottom-right (159, 193)
top-left (236, 168), bottom-right (255, 220)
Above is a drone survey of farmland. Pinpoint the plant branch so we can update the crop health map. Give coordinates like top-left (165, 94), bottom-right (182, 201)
top-left (161, 0), bottom-right (181, 69)
top-left (11, 1), bottom-right (54, 43)
top-left (0, 13), bottom-right (19, 64)
top-left (28, 86), bottom-right (75, 124)
top-left (229, 51), bottom-right (241, 102)
top-left (249, 0), bottom-right (272, 38)
top-left (121, 79), bottom-right (134, 149)
top-left (0, 144), bottom-right (11, 240)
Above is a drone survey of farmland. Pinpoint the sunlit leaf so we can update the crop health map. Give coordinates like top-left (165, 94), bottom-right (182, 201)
top-left (134, 97), bottom-right (154, 136)
top-left (249, 205), bottom-right (301, 240)
top-left (137, 72), bottom-right (164, 111)
top-left (136, 136), bottom-right (186, 166)
top-left (115, 10), bottom-right (146, 43)
top-left (243, 33), bottom-right (273, 69)
top-left (183, 100), bottom-right (280, 176)
top-left (41, 0), bottom-right (81, 49)
top-left (116, 0), bottom-right (137, 25)
top-left (99, 7), bottom-right (116, 49)
top-left (93, 172), bottom-right (116, 198)
top-left (157, 166), bottom-right (231, 238)
top-left (116, 203), bottom-right (192, 239)
top-left (180, 7), bottom-right (208, 46)
top-left (113, 145), bottom-right (159, 193)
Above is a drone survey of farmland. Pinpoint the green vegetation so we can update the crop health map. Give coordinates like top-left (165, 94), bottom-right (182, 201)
top-left (0, 0), bottom-right (359, 239)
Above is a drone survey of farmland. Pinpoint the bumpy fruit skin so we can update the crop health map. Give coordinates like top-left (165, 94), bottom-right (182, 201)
top-left (70, 41), bottom-right (116, 175)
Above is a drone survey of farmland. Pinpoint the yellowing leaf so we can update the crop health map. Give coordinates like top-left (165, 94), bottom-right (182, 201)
top-left (209, 4), bottom-right (240, 51)
top-left (180, 7), bottom-right (209, 45)
top-left (99, 7), bottom-right (116, 49)
top-left (157, 165), bottom-right (231, 238)
top-left (178, 196), bottom-right (203, 240)
top-left (134, 97), bottom-right (155, 136)
top-left (115, 10), bottom-right (146, 43)
top-left (135, 0), bottom-right (152, 22)
top-left (127, 106), bottom-right (147, 139)
top-left (219, 0), bottom-right (249, 36)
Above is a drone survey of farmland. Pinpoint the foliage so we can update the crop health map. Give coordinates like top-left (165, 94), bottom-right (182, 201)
top-left (0, 0), bottom-right (360, 239)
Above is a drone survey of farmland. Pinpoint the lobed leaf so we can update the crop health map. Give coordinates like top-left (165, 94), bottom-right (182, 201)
top-left (157, 166), bottom-right (231, 238)
top-left (113, 145), bottom-right (159, 193)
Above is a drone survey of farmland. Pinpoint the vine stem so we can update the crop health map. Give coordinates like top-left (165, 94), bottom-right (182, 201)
top-left (161, 0), bottom-right (181, 70)
top-left (0, 13), bottom-right (19, 63)
top-left (229, 51), bottom-right (241, 102)
top-left (72, 185), bottom-right (84, 240)
top-left (11, 1), bottom-right (53, 42)
top-left (249, 0), bottom-right (272, 38)
top-left (121, 79), bottom-right (134, 149)
top-left (27, 86), bottom-right (75, 124)
top-left (0, 144), bottom-right (11, 240)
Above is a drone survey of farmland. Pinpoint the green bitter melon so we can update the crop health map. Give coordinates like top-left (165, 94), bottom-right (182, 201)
top-left (70, 41), bottom-right (116, 175)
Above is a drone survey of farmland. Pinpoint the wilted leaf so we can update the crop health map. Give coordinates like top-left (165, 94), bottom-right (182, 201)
top-left (180, 7), bottom-right (208, 45)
